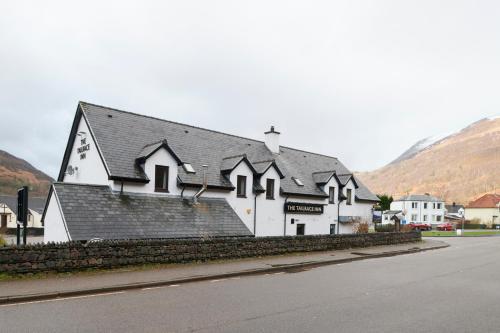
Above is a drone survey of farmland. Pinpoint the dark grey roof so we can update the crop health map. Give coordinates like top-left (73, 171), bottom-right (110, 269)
top-left (445, 204), bottom-right (464, 214)
top-left (312, 171), bottom-right (335, 185)
top-left (383, 210), bottom-right (403, 215)
top-left (397, 194), bottom-right (443, 202)
top-left (73, 102), bottom-right (378, 201)
top-left (0, 195), bottom-right (46, 214)
top-left (52, 183), bottom-right (252, 241)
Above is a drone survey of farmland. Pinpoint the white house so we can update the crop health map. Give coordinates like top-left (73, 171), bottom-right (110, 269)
top-left (465, 194), bottom-right (500, 225)
top-left (0, 195), bottom-right (45, 232)
top-left (382, 194), bottom-right (445, 226)
top-left (42, 102), bottom-right (379, 242)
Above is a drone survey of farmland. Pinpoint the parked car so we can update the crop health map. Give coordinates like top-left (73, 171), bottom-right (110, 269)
top-left (437, 223), bottom-right (453, 231)
top-left (409, 223), bottom-right (432, 231)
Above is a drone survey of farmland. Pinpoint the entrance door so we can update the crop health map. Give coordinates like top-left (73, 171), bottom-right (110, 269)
top-left (330, 224), bottom-right (336, 235)
top-left (296, 224), bottom-right (305, 236)
top-left (1, 215), bottom-right (7, 229)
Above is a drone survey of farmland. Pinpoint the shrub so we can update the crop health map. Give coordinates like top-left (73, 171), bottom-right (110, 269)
top-left (0, 235), bottom-right (6, 247)
top-left (375, 224), bottom-right (395, 232)
top-left (354, 222), bottom-right (369, 234)
top-left (401, 224), bottom-right (414, 233)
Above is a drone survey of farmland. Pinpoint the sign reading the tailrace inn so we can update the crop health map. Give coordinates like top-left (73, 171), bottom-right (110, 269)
top-left (284, 202), bottom-right (324, 214)
top-left (77, 137), bottom-right (90, 160)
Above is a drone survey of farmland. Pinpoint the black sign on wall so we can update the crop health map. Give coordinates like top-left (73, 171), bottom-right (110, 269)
top-left (284, 202), bottom-right (324, 214)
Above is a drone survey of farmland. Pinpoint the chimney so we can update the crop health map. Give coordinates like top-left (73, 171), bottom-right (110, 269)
top-left (264, 126), bottom-right (280, 154)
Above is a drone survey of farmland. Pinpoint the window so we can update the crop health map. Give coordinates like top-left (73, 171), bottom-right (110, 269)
top-left (346, 189), bottom-right (352, 205)
top-left (154, 165), bottom-right (169, 192)
top-left (384, 215), bottom-right (389, 221)
top-left (437, 215), bottom-right (442, 222)
top-left (237, 175), bottom-right (247, 197)
top-left (266, 178), bottom-right (275, 200)
top-left (412, 202), bottom-right (418, 209)
top-left (423, 215), bottom-right (428, 222)
top-left (182, 163), bottom-right (195, 173)
top-left (424, 202), bottom-right (428, 209)
top-left (292, 177), bottom-right (304, 186)
top-left (328, 187), bottom-right (335, 204)
top-left (330, 224), bottom-right (336, 235)
top-left (437, 203), bottom-right (442, 209)
top-left (433, 203), bottom-right (436, 209)
top-left (411, 214), bottom-right (418, 221)
top-left (297, 224), bottom-right (305, 236)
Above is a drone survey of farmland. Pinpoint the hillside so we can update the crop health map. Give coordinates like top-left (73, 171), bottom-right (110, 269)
top-left (356, 116), bottom-right (500, 204)
top-left (0, 150), bottom-right (53, 197)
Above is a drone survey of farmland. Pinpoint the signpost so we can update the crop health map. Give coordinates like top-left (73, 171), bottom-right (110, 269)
top-left (16, 186), bottom-right (28, 246)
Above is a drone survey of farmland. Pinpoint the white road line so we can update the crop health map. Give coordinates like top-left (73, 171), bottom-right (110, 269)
top-left (0, 291), bottom-right (125, 307)
top-left (210, 279), bottom-right (228, 283)
top-left (142, 284), bottom-right (180, 291)
top-left (273, 272), bottom-right (284, 275)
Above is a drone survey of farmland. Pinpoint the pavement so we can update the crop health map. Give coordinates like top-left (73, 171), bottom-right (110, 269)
top-left (0, 239), bottom-right (446, 304)
top-left (3, 237), bottom-right (500, 332)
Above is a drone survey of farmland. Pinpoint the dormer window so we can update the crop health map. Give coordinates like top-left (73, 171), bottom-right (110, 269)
top-left (182, 163), bottom-right (195, 174)
top-left (292, 177), bottom-right (304, 186)
top-left (237, 175), bottom-right (247, 198)
top-left (155, 165), bottom-right (169, 192)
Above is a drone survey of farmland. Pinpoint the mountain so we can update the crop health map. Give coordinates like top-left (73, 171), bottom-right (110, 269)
top-left (356, 116), bottom-right (500, 204)
top-left (0, 150), bottom-right (53, 197)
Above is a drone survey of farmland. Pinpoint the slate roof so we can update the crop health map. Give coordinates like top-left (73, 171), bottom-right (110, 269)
top-left (396, 194), bottom-right (443, 202)
top-left (467, 194), bottom-right (500, 208)
top-left (0, 195), bottom-right (46, 214)
top-left (51, 183), bottom-right (252, 241)
top-left (62, 102), bottom-right (378, 202)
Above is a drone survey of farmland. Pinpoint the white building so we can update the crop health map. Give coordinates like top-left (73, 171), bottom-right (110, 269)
top-left (43, 102), bottom-right (379, 242)
top-left (382, 194), bottom-right (445, 226)
top-left (465, 194), bottom-right (500, 225)
top-left (0, 195), bottom-right (45, 232)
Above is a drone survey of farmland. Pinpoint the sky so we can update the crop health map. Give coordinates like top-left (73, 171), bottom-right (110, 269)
top-left (1, 1), bottom-right (500, 179)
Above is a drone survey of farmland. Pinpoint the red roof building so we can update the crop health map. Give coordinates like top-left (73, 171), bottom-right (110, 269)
top-left (467, 194), bottom-right (500, 208)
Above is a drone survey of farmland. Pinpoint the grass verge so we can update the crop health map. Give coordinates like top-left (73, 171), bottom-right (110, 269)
top-left (422, 230), bottom-right (500, 237)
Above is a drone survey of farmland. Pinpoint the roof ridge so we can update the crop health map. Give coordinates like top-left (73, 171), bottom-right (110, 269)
top-left (79, 101), bottom-right (340, 160)
top-left (54, 182), bottom-right (110, 188)
top-left (79, 101), bottom-right (265, 144)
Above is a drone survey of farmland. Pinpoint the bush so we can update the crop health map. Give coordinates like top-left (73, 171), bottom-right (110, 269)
top-left (401, 224), bottom-right (414, 233)
top-left (354, 222), bottom-right (369, 234)
top-left (375, 224), bottom-right (395, 232)
top-left (0, 235), bottom-right (6, 247)
top-left (455, 223), bottom-right (487, 230)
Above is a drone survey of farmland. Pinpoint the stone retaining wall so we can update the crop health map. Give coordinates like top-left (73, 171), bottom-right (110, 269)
top-left (0, 232), bottom-right (420, 274)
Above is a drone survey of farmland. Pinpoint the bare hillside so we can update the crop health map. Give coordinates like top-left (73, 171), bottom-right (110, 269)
top-left (356, 117), bottom-right (500, 204)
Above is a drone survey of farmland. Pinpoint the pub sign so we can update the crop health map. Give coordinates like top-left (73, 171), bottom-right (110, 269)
top-left (284, 202), bottom-right (324, 214)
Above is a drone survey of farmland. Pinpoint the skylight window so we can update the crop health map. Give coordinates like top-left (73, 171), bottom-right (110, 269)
top-left (182, 163), bottom-right (196, 174)
top-left (292, 177), bottom-right (304, 186)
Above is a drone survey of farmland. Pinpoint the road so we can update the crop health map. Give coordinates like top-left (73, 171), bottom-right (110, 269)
top-left (2, 237), bottom-right (500, 332)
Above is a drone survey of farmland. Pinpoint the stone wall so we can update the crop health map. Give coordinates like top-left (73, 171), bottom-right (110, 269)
top-left (0, 232), bottom-right (420, 274)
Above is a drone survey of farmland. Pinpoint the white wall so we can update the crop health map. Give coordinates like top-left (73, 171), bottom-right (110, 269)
top-left (43, 191), bottom-right (70, 243)
top-left (63, 116), bottom-right (109, 185)
top-left (465, 208), bottom-right (500, 224)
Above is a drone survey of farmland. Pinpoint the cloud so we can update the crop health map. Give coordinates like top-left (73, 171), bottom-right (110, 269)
top-left (1, 0), bottom-right (499, 178)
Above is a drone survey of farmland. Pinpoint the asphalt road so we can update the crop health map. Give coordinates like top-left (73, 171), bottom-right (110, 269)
top-left (2, 237), bottom-right (500, 333)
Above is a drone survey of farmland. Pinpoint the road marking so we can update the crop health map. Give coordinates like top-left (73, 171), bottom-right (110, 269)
top-left (210, 279), bottom-right (228, 283)
top-left (273, 272), bottom-right (284, 275)
top-left (142, 284), bottom-right (180, 291)
top-left (0, 291), bottom-right (125, 307)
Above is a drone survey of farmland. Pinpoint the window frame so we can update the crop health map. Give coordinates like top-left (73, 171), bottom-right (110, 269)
top-left (154, 165), bottom-right (169, 193)
top-left (265, 178), bottom-right (275, 200)
top-left (328, 187), bottom-right (335, 204)
top-left (237, 175), bottom-right (247, 198)
top-left (346, 189), bottom-right (352, 205)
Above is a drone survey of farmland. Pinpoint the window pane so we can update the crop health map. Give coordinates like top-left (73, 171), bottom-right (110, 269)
top-left (237, 175), bottom-right (246, 197)
top-left (329, 187), bottom-right (335, 204)
top-left (266, 179), bottom-right (274, 199)
top-left (346, 189), bottom-right (352, 205)
top-left (155, 165), bottom-right (169, 192)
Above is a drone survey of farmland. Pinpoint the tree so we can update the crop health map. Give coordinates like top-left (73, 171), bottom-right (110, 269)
top-left (376, 194), bottom-right (393, 211)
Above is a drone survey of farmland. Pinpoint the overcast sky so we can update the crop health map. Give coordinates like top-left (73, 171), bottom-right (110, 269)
top-left (1, 1), bottom-right (499, 179)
